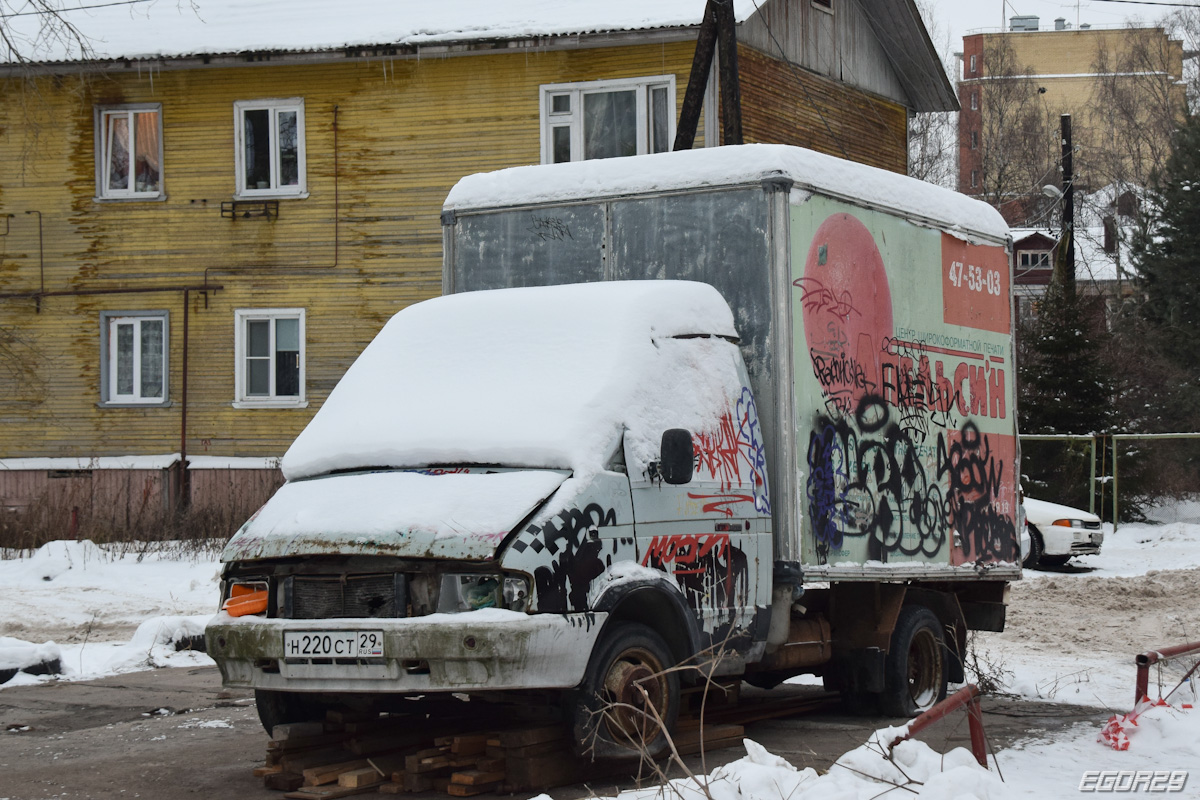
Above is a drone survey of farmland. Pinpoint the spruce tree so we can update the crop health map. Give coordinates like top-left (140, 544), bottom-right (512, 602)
top-left (1017, 235), bottom-right (1114, 511)
top-left (1134, 112), bottom-right (1200, 377)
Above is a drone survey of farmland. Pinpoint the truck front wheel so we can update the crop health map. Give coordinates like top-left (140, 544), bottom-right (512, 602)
top-left (880, 606), bottom-right (947, 717)
top-left (571, 622), bottom-right (679, 759)
top-left (255, 689), bottom-right (326, 735)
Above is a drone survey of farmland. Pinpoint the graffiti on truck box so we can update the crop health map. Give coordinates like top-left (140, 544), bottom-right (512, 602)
top-left (794, 209), bottom-right (1016, 566)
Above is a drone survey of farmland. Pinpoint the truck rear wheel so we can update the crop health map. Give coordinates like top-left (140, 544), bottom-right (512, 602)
top-left (880, 606), bottom-right (947, 717)
top-left (571, 622), bottom-right (679, 759)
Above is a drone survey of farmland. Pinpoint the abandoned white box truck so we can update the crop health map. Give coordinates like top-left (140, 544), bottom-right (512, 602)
top-left (206, 144), bottom-right (1018, 756)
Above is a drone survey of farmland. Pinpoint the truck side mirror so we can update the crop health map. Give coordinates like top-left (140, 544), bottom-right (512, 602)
top-left (659, 429), bottom-right (694, 485)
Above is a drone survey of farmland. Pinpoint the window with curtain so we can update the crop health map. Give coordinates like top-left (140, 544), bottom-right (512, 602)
top-left (541, 77), bottom-right (675, 165)
top-left (95, 106), bottom-right (163, 199)
top-left (101, 312), bottom-right (168, 404)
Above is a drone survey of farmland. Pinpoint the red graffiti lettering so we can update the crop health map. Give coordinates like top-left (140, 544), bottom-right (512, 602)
top-left (687, 491), bottom-right (755, 517)
top-left (641, 533), bottom-right (729, 575)
top-left (693, 412), bottom-right (742, 491)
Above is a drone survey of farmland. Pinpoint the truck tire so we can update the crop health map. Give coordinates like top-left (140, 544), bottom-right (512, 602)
top-left (571, 622), bottom-right (679, 759)
top-left (822, 673), bottom-right (880, 715)
top-left (1024, 527), bottom-right (1045, 569)
top-left (255, 689), bottom-right (325, 735)
top-left (880, 606), bottom-right (947, 718)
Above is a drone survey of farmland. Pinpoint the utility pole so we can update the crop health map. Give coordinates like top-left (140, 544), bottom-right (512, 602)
top-left (674, 0), bottom-right (742, 151)
top-left (1058, 113), bottom-right (1076, 299)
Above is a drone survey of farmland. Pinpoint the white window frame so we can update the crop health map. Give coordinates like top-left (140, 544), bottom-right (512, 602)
top-left (234, 98), bottom-right (307, 199)
top-left (970, 92), bottom-right (978, 110)
top-left (100, 311), bottom-right (169, 406)
top-left (234, 308), bottom-right (307, 408)
top-left (94, 104), bottom-right (164, 201)
top-left (539, 76), bottom-right (676, 165)
top-left (1019, 251), bottom-right (1052, 269)
top-left (969, 54), bottom-right (978, 74)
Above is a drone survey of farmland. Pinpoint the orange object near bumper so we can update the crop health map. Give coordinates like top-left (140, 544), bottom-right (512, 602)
top-left (224, 589), bottom-right (268, 617)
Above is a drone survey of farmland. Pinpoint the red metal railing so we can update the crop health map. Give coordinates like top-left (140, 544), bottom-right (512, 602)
top-left (1134, 640), bottom-right (1200, 706)
top-left (888, 684), bottom-right (989, 768)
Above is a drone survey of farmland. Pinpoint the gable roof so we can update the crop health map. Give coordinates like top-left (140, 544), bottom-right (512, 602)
top-left (5, 0), bottom-right (761, 64)
top-left (5, 0), bottom-right (955, 111)
top-left (858, 0), bottom-right (957, 112)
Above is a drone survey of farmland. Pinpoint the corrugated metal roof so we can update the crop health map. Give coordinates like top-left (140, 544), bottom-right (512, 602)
top-left (4, 0), bottom-right (761, 64)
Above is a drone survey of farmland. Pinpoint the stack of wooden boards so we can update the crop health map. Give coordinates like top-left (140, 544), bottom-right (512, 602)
top-left (252, 710), bottom-right (746, 798)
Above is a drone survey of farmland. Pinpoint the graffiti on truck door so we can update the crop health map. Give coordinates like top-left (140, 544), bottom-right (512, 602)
top-left (796, 211), bottom-right (1016, 565)
top-left (640, 532), bottom-right (749, 612)
top-left (688, 388), bottom-right (771, 516)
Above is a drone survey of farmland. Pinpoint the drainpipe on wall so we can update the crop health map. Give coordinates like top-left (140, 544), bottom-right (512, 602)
top-left (179, 288), bottom-right (191, 511)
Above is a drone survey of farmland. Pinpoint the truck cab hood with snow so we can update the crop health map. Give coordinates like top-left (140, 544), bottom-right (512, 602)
top-left (222, 468), bottom-right (569, 562)
top-left (279, 281), bottom-right (739, 482)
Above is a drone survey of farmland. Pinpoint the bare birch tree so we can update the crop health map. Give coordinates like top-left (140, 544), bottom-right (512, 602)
top-left (0, 0), bottom-right (95, 66)
top-left (908, 0), bottom-right (957, 187)
top-left (1086, 24), bottom-right (1187, 199)
top-left (971, 36), bottom-right (1057, 222)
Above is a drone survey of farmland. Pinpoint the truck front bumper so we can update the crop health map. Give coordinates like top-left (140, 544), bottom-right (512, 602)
top-left (205, 609), bottom-right (606, 694)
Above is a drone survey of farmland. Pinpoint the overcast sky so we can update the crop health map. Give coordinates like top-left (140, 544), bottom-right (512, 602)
top-left (921, 0), bottom-right (1168, 56)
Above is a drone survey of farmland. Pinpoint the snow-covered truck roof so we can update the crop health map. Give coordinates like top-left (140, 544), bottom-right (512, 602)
top-left (444, 143), bottom-right (1010, 245)
top-left (281, 281), bottom-right (740, 482)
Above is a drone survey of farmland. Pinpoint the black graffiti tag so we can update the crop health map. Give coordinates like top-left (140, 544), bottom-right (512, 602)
top-left (527, 503), bottom-right (615, 613)
top-left (936, 422), bottom-right (1016, 563)
top-left (805, 395), bottom-right (948, 565)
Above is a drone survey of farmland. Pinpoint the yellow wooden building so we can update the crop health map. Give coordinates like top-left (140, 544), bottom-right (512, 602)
top-left (0, 0), bottom-right (954, 532)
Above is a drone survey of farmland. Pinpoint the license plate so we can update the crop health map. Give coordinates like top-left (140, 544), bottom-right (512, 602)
top-left (283, 630), bottom-right (384, 658)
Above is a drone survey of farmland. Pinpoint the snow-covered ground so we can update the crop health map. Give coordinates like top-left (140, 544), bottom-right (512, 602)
top-left (0, 540), bottom-right (219, 685)
top-left (2, 503), bottom-right (1198, 799)
top-left (976, 506), bottom-right (1200, 712)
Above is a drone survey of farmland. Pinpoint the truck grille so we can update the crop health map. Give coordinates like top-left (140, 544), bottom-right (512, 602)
top-left (282, 574), bottom-right (407, 619)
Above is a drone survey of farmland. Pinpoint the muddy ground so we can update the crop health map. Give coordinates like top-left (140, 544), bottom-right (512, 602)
top-left (5, 562), bottom-right (1194, 800)
top-left (0, 664), bottom-right (1103, 800)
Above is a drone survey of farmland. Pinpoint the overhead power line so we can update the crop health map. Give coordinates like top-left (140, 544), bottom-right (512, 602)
top-left (1090, 0), bottom-right (1200, 7)
top-left (0, 0), bottom-right (154, 19)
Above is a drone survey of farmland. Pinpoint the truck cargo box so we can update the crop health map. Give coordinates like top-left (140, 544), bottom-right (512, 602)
top-left (442, 143), bottom-right (1018, 581)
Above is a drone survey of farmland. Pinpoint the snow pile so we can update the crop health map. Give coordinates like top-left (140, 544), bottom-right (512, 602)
top-left (0, 637), bottom-right (62, 684)
top-left (974, 517), bottom-right (1200, 708)
top-left (26, 539), bottom-right (106, 582)
top-left (2, 615), bottom-right (212, 689)
top-left (0, 540), bottom-right (218, 645)
top-left (1085, 519), bottom-right (1200, 578)
top-left (1099, 699), bottom-right (1197, 752)
top-left (225, 469), bottom-right (567, 561)
top-left (282, 281), bottom-right (740, 481)
top-left (998, 702), bottom-right (1200, 795)
top-left (569, 734), bottom-right (1009, 800)
top-left (445, 144), bottom-right (1009, 243)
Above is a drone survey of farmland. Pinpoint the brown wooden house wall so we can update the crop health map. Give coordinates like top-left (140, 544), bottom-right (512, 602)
top-left (737, 44), bottom-right (907, 173)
